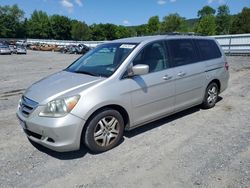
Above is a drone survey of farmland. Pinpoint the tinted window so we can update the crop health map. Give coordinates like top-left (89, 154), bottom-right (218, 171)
top-left (133, 41), bottom-right (169, 73)
top-left (196, 39), bottom-right (222, 60)
top-left (168, 39), bottom-right (198, 67)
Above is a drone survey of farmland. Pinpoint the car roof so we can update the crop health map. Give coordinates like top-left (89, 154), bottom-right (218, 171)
top-left (112, 35), bottom-right (214, 44)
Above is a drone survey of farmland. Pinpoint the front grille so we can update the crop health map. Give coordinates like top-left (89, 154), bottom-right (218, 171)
top-left (20, 96), bottom-right (38, 117)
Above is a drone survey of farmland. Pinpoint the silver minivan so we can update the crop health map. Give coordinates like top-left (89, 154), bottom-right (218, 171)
top-left (17, 35), bottom-right (229, 152)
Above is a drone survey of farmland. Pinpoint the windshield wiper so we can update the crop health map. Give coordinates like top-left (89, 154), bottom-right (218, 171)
top-left (75, 70), bottom-right (99, 77)
top-left (65, 69), bottom-right (107, 77)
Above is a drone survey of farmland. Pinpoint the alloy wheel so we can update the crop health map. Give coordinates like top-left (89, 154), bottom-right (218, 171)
top-left (94, 116), bottom-right (120, 147)
top-left (207, 86), bottom-right (218, 105)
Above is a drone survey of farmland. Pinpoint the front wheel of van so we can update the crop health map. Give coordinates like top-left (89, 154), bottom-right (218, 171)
top-left (202, 82), bottom-right (219, 109)
top-left (84, 109), bottom-right (124, 153)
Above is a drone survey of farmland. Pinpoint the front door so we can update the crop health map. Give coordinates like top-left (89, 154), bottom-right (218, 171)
top-left (129, 41), bottom-right (176, 126)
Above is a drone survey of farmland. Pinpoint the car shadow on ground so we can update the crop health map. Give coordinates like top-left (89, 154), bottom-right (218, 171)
top-left (124, 96), bottom-right (223, 138)
top-left (124, 106), bottom-right (200, 138)
top-left (29, 137), bottom-right (125, 159)
top-left (30, 97), bottom-right (223, 159)
top-left (29, 139), bottom-right (88, 160)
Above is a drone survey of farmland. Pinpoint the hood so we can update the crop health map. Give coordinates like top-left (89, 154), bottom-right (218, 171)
top-left (24, 71), bottom-right (105, 104)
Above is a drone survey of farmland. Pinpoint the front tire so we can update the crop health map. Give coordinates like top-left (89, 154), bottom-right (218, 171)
top-left (202, 82), bottom-right (219, 109)
top-left (84, 109), bottom-right (124, 153)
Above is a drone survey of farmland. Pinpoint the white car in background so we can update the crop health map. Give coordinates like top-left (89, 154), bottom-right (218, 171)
top-left (0, 45), bottom-right (11, 55)
top-left (16, 45), bottom-right (27, 54)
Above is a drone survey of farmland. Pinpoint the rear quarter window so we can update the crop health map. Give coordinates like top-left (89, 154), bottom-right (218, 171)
top-left (196, 39), bottom-right (222, 61)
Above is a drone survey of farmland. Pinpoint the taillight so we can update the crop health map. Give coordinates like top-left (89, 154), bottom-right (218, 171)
top-left (225, 62), bottom-right (229, 71)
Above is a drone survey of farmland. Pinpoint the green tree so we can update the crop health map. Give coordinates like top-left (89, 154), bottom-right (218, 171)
top-left (90, 23), bottom-right (118, 40)
top-left (198, 6), bottom-right (216, 19)
top-left (160, 13), bottom-right (187, 33)
top-left (27, 10), bottom-right (51, 38)
top-left (147, 16), bottom-right (160, 34)
top-left (115, 26), bottom-right (131, 39)
top-left (102, 23), bottom-right (118, 40)
top-left (216, 5), bottom-right (231, 34)
top-left (71, 20), bottom-right (91, 40)
top-left (135, 24), bottom-right (148, 36)
top-left (90, 24), bottom-right (134, 40)
top-left (16, 18), bottom-right (28, 38)
top-left (195, 15), bottom-right (217, 35)
top-left (50, 15), bottom-right (71, 40)
top-left (0, 4), bottom-right (24, 38)
top-left (128, 27), bottom-right (137, 37)
top-left (231, 7), bottom-right (250, 34)
top-left (90, 24), bottom-right (106, 40)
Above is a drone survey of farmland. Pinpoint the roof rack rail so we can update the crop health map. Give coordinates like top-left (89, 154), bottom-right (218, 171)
top-left (161, 32), bottom-right (204, 36)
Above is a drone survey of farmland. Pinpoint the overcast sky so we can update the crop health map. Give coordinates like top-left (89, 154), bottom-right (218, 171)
top-left (1, 0), bottom-right (249, 26)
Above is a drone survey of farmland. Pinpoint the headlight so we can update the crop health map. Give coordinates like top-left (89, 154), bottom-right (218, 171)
top-left (39, 95), bottom-right (80, 117)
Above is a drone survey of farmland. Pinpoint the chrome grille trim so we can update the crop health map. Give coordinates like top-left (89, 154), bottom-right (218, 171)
top-left (20, 96), bottom-right (38, 117)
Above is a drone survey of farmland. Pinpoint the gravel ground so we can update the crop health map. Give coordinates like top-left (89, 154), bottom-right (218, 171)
top-left (0, 51), bottom-right (250, 188)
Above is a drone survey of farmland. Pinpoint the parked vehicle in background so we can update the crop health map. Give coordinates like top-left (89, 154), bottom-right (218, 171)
top-left (60, 45), bottom-right (74, 54)
top-left (9, 45), bottom-right (17, 54)
top-left (16, 45), bottom-right (27, 54)
top-left (78, 44), bottom-right (90, 55)
top-left (0, 45), bottom-right (11, 55)
top-left (68, 45), bottom-right (80, 54)
top-left (60, 44), bottom-right (90, 54)
top-left (39, 45), bottom-right (55, 52)
top-left (59, 46), bottom-right (68, 53)
top-left (16, 40), bottom-right (27, 47)
top-left (17, 35), bottom-right (229, 153)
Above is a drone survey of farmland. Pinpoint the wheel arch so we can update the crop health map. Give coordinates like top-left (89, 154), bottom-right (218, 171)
top-left (80, 104), bottom-right (130, 142)
top-left (208, 79), bottom-right (221, 93)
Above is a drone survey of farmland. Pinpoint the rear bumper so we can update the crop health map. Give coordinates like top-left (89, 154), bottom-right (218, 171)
top-left (220, 71), bottom-right (229, 93)
top-left (16, 107), bottom-right (86, 152)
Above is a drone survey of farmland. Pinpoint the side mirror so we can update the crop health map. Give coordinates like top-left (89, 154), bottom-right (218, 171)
top-left (129, 64), bottom-right (149, 76)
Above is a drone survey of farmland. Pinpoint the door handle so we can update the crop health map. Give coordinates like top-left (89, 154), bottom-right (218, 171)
top-left (177, 72), bottom-right (186, 77)
top-left (163, 75), bottom-right (173, 80)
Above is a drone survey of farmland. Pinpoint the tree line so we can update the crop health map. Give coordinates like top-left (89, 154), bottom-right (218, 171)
top-left (0, 4), bottom-right (250, 41)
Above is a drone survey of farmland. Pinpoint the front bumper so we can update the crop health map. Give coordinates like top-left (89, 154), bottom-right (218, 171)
top-left (16, 106), bottom-right (86, 152)
top-left (0, 51), bottom-right (11, 54)
top-left (16, 50), bottom-right (26, 54)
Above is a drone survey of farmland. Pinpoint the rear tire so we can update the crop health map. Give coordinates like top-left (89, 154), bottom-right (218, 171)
top-left (202, 82), bottom-right (219, 109)
top-left (83, 109), bottom-right (124, 153)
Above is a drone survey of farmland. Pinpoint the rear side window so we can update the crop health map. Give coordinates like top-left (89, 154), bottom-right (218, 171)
top-left (167, 39), bottom-right (199, 67)
top-left (196, 39), bottom-right (222, 60)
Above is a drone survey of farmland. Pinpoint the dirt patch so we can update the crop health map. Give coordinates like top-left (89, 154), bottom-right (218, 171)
top-left (234, 66), bottom-right (250, 72)
top-left (222, 105), bottom-right (233, 111)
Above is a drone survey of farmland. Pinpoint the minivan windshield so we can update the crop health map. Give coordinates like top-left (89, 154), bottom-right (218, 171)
top-left (66, 43), bottom-right (138, 77)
